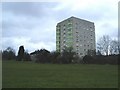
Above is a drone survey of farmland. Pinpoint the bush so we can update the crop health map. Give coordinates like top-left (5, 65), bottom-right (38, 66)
top-left (83, 55), bottom-right (119, 65)
top-left (24, 52), bottom-right (31, 61)
top-left (2, 47), bottom-right (16, 60)
top-left (31, 49), bottom-right (50, 63)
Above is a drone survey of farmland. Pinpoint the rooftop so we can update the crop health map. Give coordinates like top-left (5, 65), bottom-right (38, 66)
top-left (57, 16), bottom-right (94, 25)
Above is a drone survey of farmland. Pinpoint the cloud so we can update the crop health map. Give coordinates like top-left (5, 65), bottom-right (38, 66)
top-left (2, 2), bottom-right (58, 52)
top-left (2, 2), bottom-right (59, 18)
top-left (2, 0), bottom-right (118, 53)
top-left (2, 37), bottom-right (56, 54)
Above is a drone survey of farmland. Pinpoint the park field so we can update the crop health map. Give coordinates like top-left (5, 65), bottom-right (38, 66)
top-left (2, 60), bottom-right (118, 88)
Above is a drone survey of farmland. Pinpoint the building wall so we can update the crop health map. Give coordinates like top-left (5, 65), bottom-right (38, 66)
top-left (56, 16), bottom-right (95, 57)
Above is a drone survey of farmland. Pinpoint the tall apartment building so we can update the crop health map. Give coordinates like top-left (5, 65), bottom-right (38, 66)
top-left (56, 16), bottom-right (95, 57)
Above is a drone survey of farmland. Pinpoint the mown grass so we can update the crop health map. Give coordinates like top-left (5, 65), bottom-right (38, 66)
top-left (2, 60), bottom-right (118, 88)
top-left (0, 60), bottom-right (2, 89)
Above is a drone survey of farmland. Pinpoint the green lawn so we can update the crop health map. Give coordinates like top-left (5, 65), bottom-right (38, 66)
top-left (2, 60), bottom-right (118, 88)
top-left (0, 60), bottom-right (2, 89)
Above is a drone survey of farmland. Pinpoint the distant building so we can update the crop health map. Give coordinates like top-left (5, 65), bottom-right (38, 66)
top-left (30, 49), bottom-right (50, 62)
top-left (56, 16), bottom-right (95, 57)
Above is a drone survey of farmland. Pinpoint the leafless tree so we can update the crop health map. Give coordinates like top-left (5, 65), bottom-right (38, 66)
top-left (109, 40), bottom-right (119, 55)
top-left (97, 35), bottom-right (111, 55)
top-left (118, 40), bottom-right (120, 54)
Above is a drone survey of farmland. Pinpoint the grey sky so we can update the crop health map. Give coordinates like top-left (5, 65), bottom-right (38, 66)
top-left (1, 0), bottom-right (118, 53)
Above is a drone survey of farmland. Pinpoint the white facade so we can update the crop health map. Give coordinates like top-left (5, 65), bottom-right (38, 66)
top-left (56, 16), bottom-right (95, 57)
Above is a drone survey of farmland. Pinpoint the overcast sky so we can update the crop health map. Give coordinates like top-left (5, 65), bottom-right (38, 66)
top-left (1, 0), bottom-right (119, 53)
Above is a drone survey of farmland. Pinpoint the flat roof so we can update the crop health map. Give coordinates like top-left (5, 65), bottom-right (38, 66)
top-left (57, 16), bottom-right (94, 25)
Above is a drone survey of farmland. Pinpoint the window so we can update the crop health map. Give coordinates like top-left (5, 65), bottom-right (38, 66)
top-left (76, 43), bottom-right (79, 46)
top-left (56, 33), bottom-right (59, 35)
top-left (63, 25), bottom-right (65, 29)
top-left (63, 43), bottom-right (66, 46)
top-left (68, 23), bottom-right (72, 26)
top-left (76, 39), bottom-right (79, 42)
top-left (76, 31), bottom-right (78, 33)
top-left (57, 25), bottom-right (60, 29)
top-left (68, 29), bottom-right (71, 31)
top-left (91, 29), bottom-right (93, 31)
top-left (76, 48), bottom-right (79, 51)
top-left (76, 41), bottom-right (79, 43)
top-left (80, 53), bottom-right (83, 55)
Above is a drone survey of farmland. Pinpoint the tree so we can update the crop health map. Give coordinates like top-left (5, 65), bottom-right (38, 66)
top-left (87, 49), bottom-right (96, 56)
top-left (24, 51), bottom-right (31, 61)
top-left (97, 43), bottom-right (103, 54)
top-left (97, 35), bottom-right (111, 55)
top-left (60, 47), bottom-right (78, 64)
top-left (0, 50), bottom-right (2, 60)
top-left (109, 39), bottom-right (119, 55)
top-left (2, 47), bottom-right (16, 60)
top-left (36, 49), bottom-right (50, 63)
top-left (96, 50), bottom-right (102, 55)
top-left (118, 38), bottom-right (120, 54)
top-left (118, 45), bottom-right (120, 54)
top-left (31, 49), bottom-right (50, 63)
top-left (17, 46), bottom-right (25, 61)
top-left (49, 51), bottom-right (60, 63)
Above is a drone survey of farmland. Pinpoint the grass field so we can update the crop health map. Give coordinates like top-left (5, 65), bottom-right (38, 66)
top-left (2, 60), bottom-right (118, 88)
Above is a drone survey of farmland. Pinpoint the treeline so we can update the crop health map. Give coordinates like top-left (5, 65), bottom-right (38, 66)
top-left (30, 49), bottom-right (119, 65)
top-left (30, 47), bottom-right (79, 64)
top-left (2, 46), bottom-right (78, 64)
top-left (83, 55), bottom-right (119, 65)
top-left (2, 47), bottom-right (16, 60)
top-left (1, 46), bottom-right (120, 65)
top-left (2, 46), bottom-right (31, 61)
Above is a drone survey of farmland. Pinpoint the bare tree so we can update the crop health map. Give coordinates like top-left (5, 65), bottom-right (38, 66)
top-left (97, 35), bottom-right (111, 55)
top-left (109, 39), bottom-right (119, 55)
top-left (118, 41), bottom-right (120, 54)
top-left (97, 43), bottom-right (103, 54)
